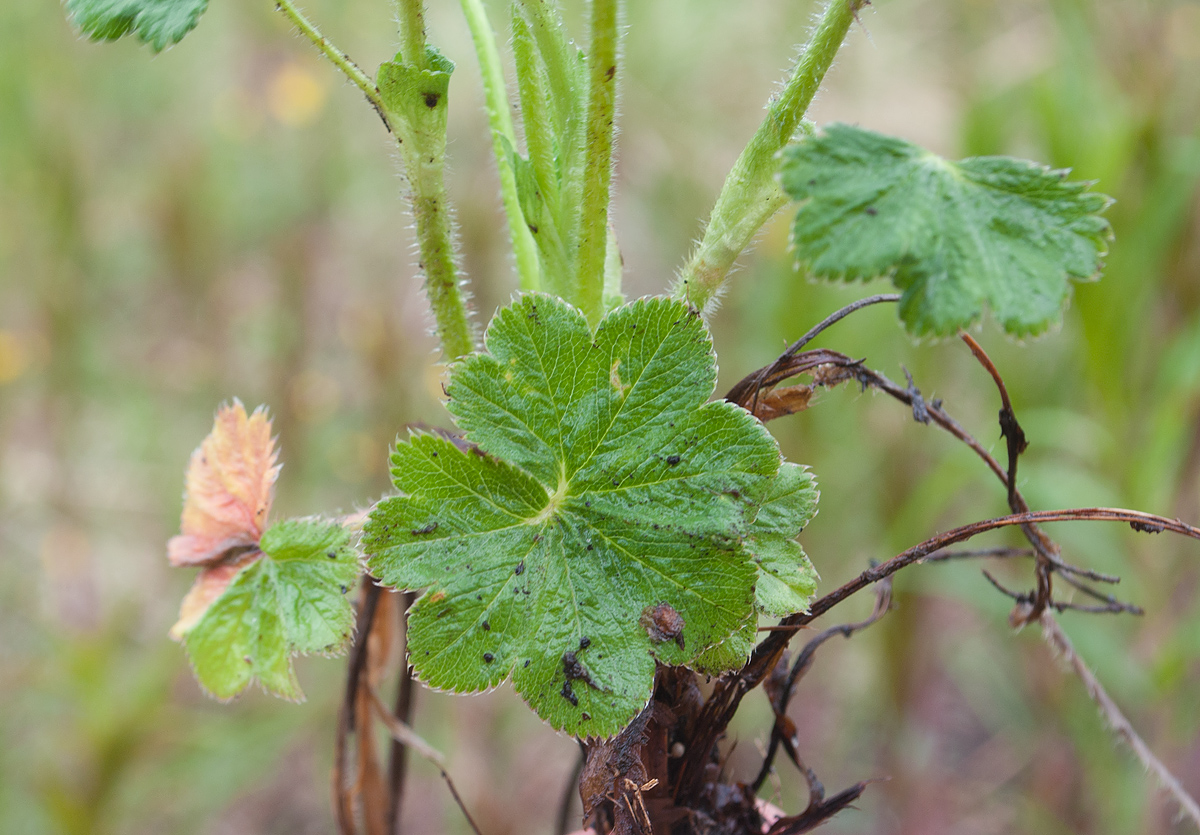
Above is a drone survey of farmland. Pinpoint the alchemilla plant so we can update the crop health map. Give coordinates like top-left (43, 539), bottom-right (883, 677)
top-left (65, 0), bottom-right (1200, 832)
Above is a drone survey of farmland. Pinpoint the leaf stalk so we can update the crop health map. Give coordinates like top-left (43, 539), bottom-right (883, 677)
top-left (576, 0), bottom-right (620, 325)
top-left (674, 0), bottom-right (863, 314)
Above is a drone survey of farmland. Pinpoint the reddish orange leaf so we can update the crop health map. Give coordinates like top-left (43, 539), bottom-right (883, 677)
top-left (168, 400), bottom-right (279, 640)
top-left (167, 400), bottom-right (280, 567)
top-left (169, 554), bottom-right (260, 640)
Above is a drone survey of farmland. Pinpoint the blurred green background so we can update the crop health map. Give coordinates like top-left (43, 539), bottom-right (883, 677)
top-left (2, 0), bottom-right (1200, 832)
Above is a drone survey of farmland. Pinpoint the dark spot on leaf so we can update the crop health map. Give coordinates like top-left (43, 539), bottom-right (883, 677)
top-left (581, 712), bottom-right (591, 721)
top-left (584, 500), bottom-right (591, 508)
top-left (476, 595), bottom-right (482, 600)
top-left (524, 659), bottom-right (530, 667)
top-left (327, 551), bottom-right (337, 559)
top-left (579, 636), bottom-right (591, 649)
top-left (528, 223), bottom-right (539, 233)
top-left (586, 544), bottom-right (594, 551)
top-left (411, 521), bottom-right (438, 535)
top-left (667, 455), bottom-right (681, 466)
top-left (515, 561), bottom-right (525, 575)
top-left (340, 585), bottom-right (348, 594)
top-left (641, 602), bottom-right (686, 650)
top-left (561, 681), bottom-right (578, 706)
top-left (865, 206), bottom-right (878, 216)
top-left (423, 91), bottom-right (440, 108)
top-left (612, 479), bottom-right (620, 486)
top-left (483, 652), bottom-right (495, 663)
top-left (481, 621), bottom-right (490, 631)
top-left (244, 656), bottom-right (253, 664)
top-left (605, 65), bottom-right (615, 81)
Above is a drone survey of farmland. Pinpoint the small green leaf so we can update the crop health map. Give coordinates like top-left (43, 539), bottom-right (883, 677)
top-left (748, 463), bottom-right (818, 617)
top-left (365, 295), bottom-right (793, 736)
top-left (66, 0), bottom-right (208, 51)
top-left (781, 124), bottom-right (1113, 337)
top-left (182, 518), bottom-right (360, 701)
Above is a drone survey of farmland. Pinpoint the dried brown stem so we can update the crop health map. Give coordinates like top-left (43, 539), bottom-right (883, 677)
top-left (1039, 612), bottom-right (1200, 828)
top-left (334, 578), bottom-right (384, 835)
top-left (750, 579), bottom-right (892, 793)
top-left (368, 686), bottom-right (485, 835)
top-left (387, 591), bottom-right (417, 834)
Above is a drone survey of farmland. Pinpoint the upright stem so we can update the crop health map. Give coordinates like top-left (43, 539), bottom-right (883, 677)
top-left (379, 4), bottom-right (476, 360)
top-left (459, 0), bottom-right (542, 291)
top-left (395, 0), bottom-right (427, 69)
top-left (576, 0), bottom-right (619, 325)
top-left (674, 0), bottom-right (862, 314)
top-left (412, 187), bottom-right (475, 361)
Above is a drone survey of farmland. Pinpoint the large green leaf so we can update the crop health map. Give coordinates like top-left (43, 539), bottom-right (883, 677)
top-left (66, 0), bottom-right (208, 51)
top-left (364, 295), bottom-right (811, 737)
top-left (181, 519), bottom-right (360, 701)
top-left (781, 124), bottom-right (1113, 337)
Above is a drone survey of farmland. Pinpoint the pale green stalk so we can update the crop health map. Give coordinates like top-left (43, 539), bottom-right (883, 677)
top-left (459, 0), bottom-right (541, 291)
top-left (512, 10), bottom-right (572, 298)
top-left (576, 0), bottom-right (619, 325)
top-left (275, 0), bottom-right (473, 359)
top-left (673, 0), bottom-right (863, 315)
top-left (384, 2), bottom-right (475, 360)
top-left (395, 0), bottom-right (427, 69)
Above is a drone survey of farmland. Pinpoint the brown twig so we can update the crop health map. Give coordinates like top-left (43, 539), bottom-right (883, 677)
top-left (334, 578), bottom-right (384, 835)
top-left (727, 293), bottom-right (899, 415)
top-left (1039, 612), bottom-right (1200, 828)
top-left (689, 502), bottom-right (1200, 773)
top-left (750, 579), bottom-right (892, 793)
top-left (556, 742), bottom-right (587, 835)
top-left (387, 591), bottom-right (417, 834)
top-left (924, 546), bottom-right (1035, 563)
top-left (958, 332), bottom-right (1059, 620)
top-left (368, 686), bottom-right (486, 835)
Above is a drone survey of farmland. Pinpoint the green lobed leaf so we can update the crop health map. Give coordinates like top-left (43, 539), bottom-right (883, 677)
top-left (748, 462), bottom-right (819, 617)
top-left (364, 295), bottom-right (809, 737)
top-left (781, 124), bottom-right (1113, 337)
top-left (66, 0), bottom-right (208, 51)
top-left (181, 518), bottom-right (360, 701)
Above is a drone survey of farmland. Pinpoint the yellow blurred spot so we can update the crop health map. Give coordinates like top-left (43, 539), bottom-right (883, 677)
top-left (1167, 5), bottom-right (1200, 62)
top-left (0, 329), bottom-right (31, 384)
top-left (268, 63), bottom-right (329, 127)
top-left (290, 369), bottom-right (341, 423)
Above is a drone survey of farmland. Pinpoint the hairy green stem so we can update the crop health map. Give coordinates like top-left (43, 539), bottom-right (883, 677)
top-left (273, 0), bottom-right (387, 120)
top-left (459, 0), bottom-right (541, 292)
top-left (576, 0), bottom-right (619, 325)
top-left (673, 0), bottom-right (862, 314)
top-left (377, 13), bottom-right (475, 360)
top-left (395, 0), bottom-right (427, 69)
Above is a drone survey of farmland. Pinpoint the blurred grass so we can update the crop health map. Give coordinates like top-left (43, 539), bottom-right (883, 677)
top-left (2, 0), bottom-right (1199, 832)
